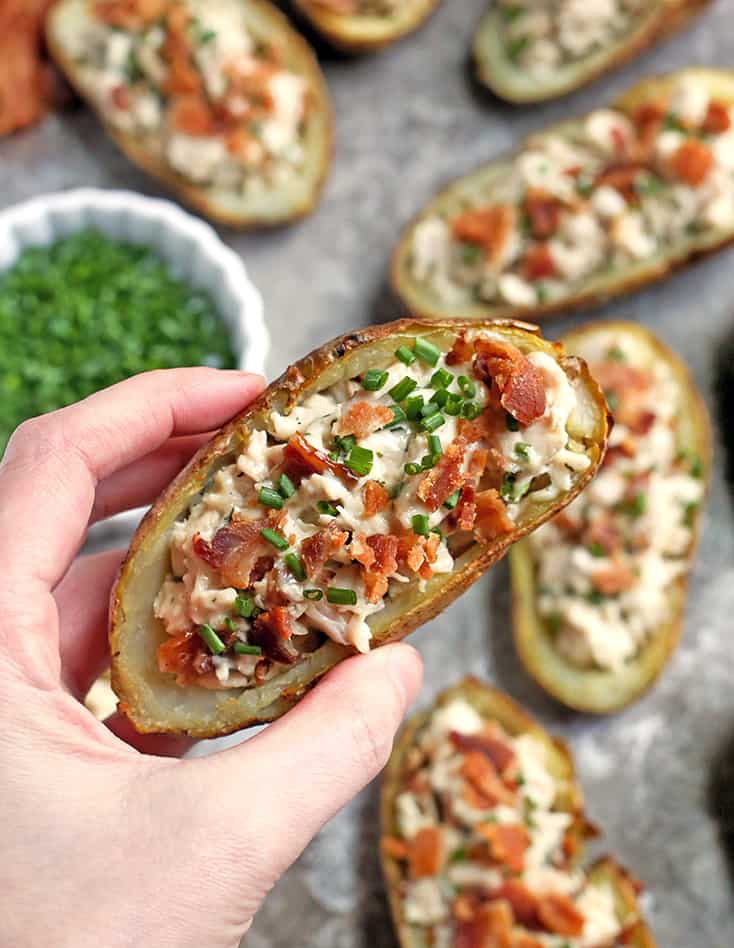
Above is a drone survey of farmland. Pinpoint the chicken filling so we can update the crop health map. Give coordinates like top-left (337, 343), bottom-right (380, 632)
top-left (498, 0), bottom-right (652, 77)
top-left (383, 698), bottom-right (632, 948)
top-left (154, 331), bottom-right (590, 689)
top-left (410, 75), bottom-right (734, 309)
top-left (529, 331), bottom-right (704, 671)
top-left (62, 0), bottom-right (311, 192)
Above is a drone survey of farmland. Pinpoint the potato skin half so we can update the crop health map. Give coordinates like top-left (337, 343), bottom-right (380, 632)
top-left (380, 677), bottom-right (655, 948)
top-left (109, 318), bottom-right (608, 738)
top-left (46, 0), bottom-right (333, 228)
top-left (291, 0), bottom-right (443, 53)
top-left (510, 320), bottom-right (712, 714)
top-left (392, 67), bottom-right (734, 323)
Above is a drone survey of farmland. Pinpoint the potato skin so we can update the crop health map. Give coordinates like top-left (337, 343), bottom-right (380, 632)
top-left (380, 678), bottom-right (656, 948)
top-left (510, 321), bottom-right (712, 713)
top-left (473, 0), bottom-right (711, 104)
top-left (291, 0), bottom-right (443, 53)
top-left (46, 0), bottom-right (333, 229)
top-left (392, 67), bottom-right (734, 323)
top-left (109, 318), bottom-right (608, 738)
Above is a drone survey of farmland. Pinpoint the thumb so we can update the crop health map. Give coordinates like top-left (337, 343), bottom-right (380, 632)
top-left (192, 643), bottom-right (422, 908)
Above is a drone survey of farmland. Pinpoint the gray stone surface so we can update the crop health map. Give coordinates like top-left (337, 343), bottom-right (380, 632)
top-left (2, 1), bottom-right (734, 945)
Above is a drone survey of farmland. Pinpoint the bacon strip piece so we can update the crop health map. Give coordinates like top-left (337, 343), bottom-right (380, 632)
top-left (451, 205), bottom-right (514, 264)
top-left (523, 243), bottom-right (557, 281)
top-left (524, 189), bottom-right (561, 239)
top-left (355, 534), bottom-right (399, 603)
top-left (398, 533), bottom-right (441, 580)
top-left (250, 607), bottom-right (299, 665)
top-left (471, 337), bottom-right (546, 426)
top-left (590, 561), bottom-right (636, 596)
top-left (0, 0), bottom-right (58, 138)
top-left (491, 880), bottom-right (539, 928)
top-left (670, 139), bottom-right (713, 186)
top-left (455, 900), bottom-right (514, 948)
top-left (461, 751), bottom-right (516, 807)
top-left (417, 436), bottom-right (468, 511)
top-left (449, 726), bottom-right (515, 775)
top-left (536, 893), bottom-right (585, 937)
top-left (336, 401), bottom-right (394, 439)
top-left (157, 632), bottom-right (208, 686)
top-left (703, 100), bottom-right (731, 134)
top-left (474, 489), bottom-right (514, 541)
top-left (302, 523), bottom-right (349, 579)
top-left (362, 479), bottom-right (389, 517)
top-left (408, 826), bottom-right (444, 879)
top-left (192, 517), bottom-right (270, 588)
top-left (476, 823), bottom-right (529, 874)
top-left (283, 432), bottom-right (358, 487)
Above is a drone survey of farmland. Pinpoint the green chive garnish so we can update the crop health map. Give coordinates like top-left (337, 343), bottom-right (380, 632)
top-left (412, 337), bottom-right (441, 367)
top-left (506, 414), bottom-right (520, 432)
top-left (362, 368), bottom-right (388, 391)
top-left (261, 527), bottom-right (288, 550)
top-left (327, 587), bottom-right (358, 606)
top-left (457, 375), bottom-right (476, 398)
top-left (514, 442), bottom-right (531, 459)
top-left (588, 542), bottom-right (605, 558)
top-left (430, 388), bottom-right (449, 408)
top-left (421, 454), bottom-right (435, 470)
top-left (690, 456), bottom-right (702, 479)
top-left (389, 377), bottom-right (418, 402)
top-left (444, 393), bottom-right (463, 416)
top-left (404, 462), bottom-right (422, 475)
top-left (395, 344), bottom-right (416, 366)
top-left (420, 401), bottom-right (440, 419)
top-left (235, 593), bottom-right (255, 618)
top-left (461, 402), bottom-right (481, 420)
top-left (316, 500), bottom-right (339, 517)
top-left (304, 588), bottom-right (323, 601)
top-left (285, 553), bottom-right (306, 581)
top-left (258, 486), bottom-right (284, 509)
top-left (428, 435), bottom-right (443, 458)
top-left (384, 405), bottom-right (407, 428)
top-left (346, 445), bottom-right (374, 477)
top-left (430, 368), bottom-right (453, 390)
top-left (412, 514), bottom-right (430, 536)
top-left (406, 395), bottom-right (424, 420)
top-left (334, 434), bottom-right (356, 456)
top-left (278, 473), bottom-right (296, 499)
top-left (233, 642), bottom-right (262, 656)
top-left (421, 413), bottom-right (445, 433)
top-left (390, 480), bottom-right (405, 499)
top-left (199, 623), bottom-right (225, 655)
top-left (500, 473), bottom-right (517, 503)
top-left (616, 493), bottom-right (647, 518)
top-left (444, 489), bottom-right (460, 510)
top-left (224, 617), bottom-right (238, 633)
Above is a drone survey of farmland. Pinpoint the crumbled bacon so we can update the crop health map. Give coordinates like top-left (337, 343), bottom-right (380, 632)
top-left (362, 479), bottom-right (389, 517)
top-left (536, 893), bottom-right (585, 936)
top-left (283, 432), bottom-right (358, 487)
top-left (632, 102), bottom-right (665, 159)
top-left (250, 607), bottom-right (299, 665)
top-left (449, 727), bottom-right (516, 775)
top-left (453, 484), bottom-right (477, 531)
top-left (0, 0), bottom-right (58, 138)
top-left (336, 401), bottom-right (394, 440)
top-left (594, 162), bottom-right (646, 203)
top-left (461, 751), bottom-right (516, 807)
top-left (302, 523), bottom-right (349, 579)
top-left (94, 0), bottom-right (166, 27)
top-left (491, 880), bottom-right (538, 928)
top-left (398, 533), bottom-right (440, 580)
top-left (168, 94), bottom-right (216, 136)
top-left (452, 205), bottom-right (514, 264)
top-left (192, 517), bottom-right (270, 588)
top-left (157, 631), bottom-right (201, 686)
top-left (474, 489), bottom-right (514, 541)
top-left (350, 532), bottom-right (376, 569)
top-left (381, 836), bottom-right (409, 861)
top-left (702, 100), bottom-right (731, 134)
top-left (524, 189), bottom-right (561, 239)
top-left (522, 243), bottom-right (557, 282)
top-left (471, 337), bottom-right (546, 426)
top-left (361, 534), bottom-right (400, 602)
top-left (670, 139), bottom-right (713, 186)
top-left (418, 436), bottom-right (467, 511)
top-left (512, 934), bottom-right (545, 948)
top-left (408, 826), bottom-right (444, 879)
top-left (590, 561), bottom-right (636, 596)
top-left (455, 900), bottom-right (514, 948)
top-left (466, 447), bottom-right (489, 481)
top-left (583, 511), bottom-right (621, 556)
top-left (110, 85), bottom-right (131, 111)
top-left (476, 823), bottom-right (529, 874)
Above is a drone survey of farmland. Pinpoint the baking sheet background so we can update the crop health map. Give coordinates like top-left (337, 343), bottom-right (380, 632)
top-left (2, 1), bottom-right (733, 944)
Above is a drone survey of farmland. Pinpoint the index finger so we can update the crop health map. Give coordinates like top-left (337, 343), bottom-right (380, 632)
top-left (0, 368), bottom-right (264, 591)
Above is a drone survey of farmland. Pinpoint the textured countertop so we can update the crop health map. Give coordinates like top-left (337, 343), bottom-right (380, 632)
top-left (2, 2), bottom-right (734, 945)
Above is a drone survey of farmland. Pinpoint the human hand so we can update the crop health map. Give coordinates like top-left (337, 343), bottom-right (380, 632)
top-left (0, 369), bottom-right (423, 948)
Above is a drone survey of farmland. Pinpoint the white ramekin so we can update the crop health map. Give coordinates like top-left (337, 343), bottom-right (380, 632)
top-left (0, 188), bottom-right (270, 538)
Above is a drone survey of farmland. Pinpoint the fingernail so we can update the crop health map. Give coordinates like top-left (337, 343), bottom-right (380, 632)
top-left (388, 644), bottom-right (423, 706)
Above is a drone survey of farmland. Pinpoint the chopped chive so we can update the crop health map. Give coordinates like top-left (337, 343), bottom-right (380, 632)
top-left (390, 480), bottom-right (405, 499)
top-left (316, 500), bottom-right (339, 517)
top-left (457, 375), bottom-right (476, 398)
top-left (395, 344), bottom-right (416, 366)
top-left (663, 112), bottom-right (684, 132)
top-left (389, 377), bottom-right (418, 402)
top-left (334, 434), bottom-right (356, 456)
top-left (449, 847), bottom-right (467, 864)
top-left (430, 388), bottom-right (449, 408)
top-left (404, 462), bottom-right (422, 475)
top-left (514, 442), bottom-right (531, 459)
top-left (421, 454), bottom-right (435, 470)
top-left (346, 445), bottom-right (374, 477)
top-left (607, 345), bottom-right (626, 362)
top-left (461, 402), bottom-right (481, 420)
top-left (261, 527), bottom-right (288, 551)
top-left (683, 501), bottom-right (699, 527)
top-left (587, 590), bottom-right (605, 605)
top-left (406, 395), bottom-right (424, 420)
top-left (587, 542), bottom-right (606, 558)
top-left (461, 242), bottom-right (482, 265)
top-left (431, 527), bottom-right (444, 541)
top-left (576, 173), bottom-right (594, 197)
top-left (420, 401), bottom-right (440, 419)
top-left (444, 393), bottom-right (463, 416)
top-left (223, 617), bottom-right (238, 633)
top-left (199, 623), bottom-right (225, 655)
top-left (362, 368), bottom-right (388, 391)
top-left (384, 404), bottom-right (407, 428)
top-left (616, 493), bottom-right (647, 518)
top-left (304, 588), bottom-right (323, 601)
top-left (428, 435), bottom-right (443, 458)
top-left (421, 413), bottom-right (445, 433)
top-left (690, 456), bottom-right (703, 479)
top-left (278, 473), bottom-right (296, 499)
top-left (285, 552), bottom-right (306, 581)
top-left (233, 642), bottom-right (262, 656)
top-left (327, 587), bottom-right (358, 606)
top-left (430, 367), bottom-right (453, 390)
top-left (508, 35), bottom-right (529, 61)
top-left (547, 612), bottom-right (562, 634)
top-left (444, 489), bottom-right (460, 510)
top-left (506, 414), bottom-right (520, 431)
top-left (413, 336), bottom-right (441, 367)
top-left (412, 514), bottom-right (430, 536)
top-left (502, 4), bottom-right (525, 22)
top-left (234, 593), bottom-right (255, 618)
top-left (258, 485), bottom-right (284, 509)
top-left (500, 472), bottom-right (517, 503)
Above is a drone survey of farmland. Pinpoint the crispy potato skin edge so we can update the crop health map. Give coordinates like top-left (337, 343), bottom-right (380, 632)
top-left (291, 0), bottom-right (443, 53)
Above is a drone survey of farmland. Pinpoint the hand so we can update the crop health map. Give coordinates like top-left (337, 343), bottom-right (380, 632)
top-left (0, 369), bottom-right (423, 948)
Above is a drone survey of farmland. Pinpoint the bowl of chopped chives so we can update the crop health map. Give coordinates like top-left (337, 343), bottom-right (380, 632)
top-left (0, 188), bottom-right (268, 534)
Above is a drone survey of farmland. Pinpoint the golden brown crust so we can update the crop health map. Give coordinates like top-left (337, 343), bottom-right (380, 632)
top-left (510, 320), bottom-right (712, 713)
top-left (109, 318), bottom-right (608, 737)
top-left (46, 0), bottom-right (333, 228)
top-left (291, 0), bottom-right (442, 53)
top-left (391, 67), bottom-right (734, 322)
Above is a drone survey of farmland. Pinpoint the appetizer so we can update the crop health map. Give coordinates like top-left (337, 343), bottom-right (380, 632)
top-left (291, 0), bottom-right (442, 53)
top-left (1, 0), bottom-right (58, 137)
top-left (474, 1), bottom-right (710, 104)
top-left (393, 68), bottom-right (734, 321)
top-left (511, 322), bottom-right (710, 712)
top-left (46, 0), bottom-right (332, 227)
top-left (381, 677), bottom-right (655, 947)
top-left (110, 318), bottom-right (608, 737)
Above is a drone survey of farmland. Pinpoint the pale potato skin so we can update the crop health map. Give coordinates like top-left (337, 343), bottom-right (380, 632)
top-left (510, 321), bottom-right (712, 714)
top-left (291, 0), bottom-right (443, 53)
top-left (380, 678), bottom-right (656, 948)
top-left (46, 0), bottom-right (333, 228)
top-left (109, 318), bottom-right (609, 738)
top-left (392, 68), bottom-right (734, 323)
top-left (473, 0), bottom-right (712, 104)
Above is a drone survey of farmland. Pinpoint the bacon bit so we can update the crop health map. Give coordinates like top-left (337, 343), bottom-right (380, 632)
top-left (537, 893), bottom-right (585, 937)
top-left (512, 934), bottom-right (545, 948)
top-left (362, 480), bottom-right (389, 517)
top-left (161, 4), bottom-right (201, 97)
top-left (554, 510), bottom-right (583, 538)
top-left (0, 0), bottom-right (59, 138)
top-left (492, 880), bottom-right (539, 927)
top-left (452, 893), bottom-right (477, 924)
top-left (456, 901), bottom-right (514, 948)
top-left (192, 517), bottom-right (270, 588)
top-left (225, 127), bottom-right (260, 160)
top-left (350, 532), bottom-right (376, 569)
top-left (157, 632), bottom-right (202, 685)
top-left (302, 523), bottom-right (349, 579)
top-left (417, 436), bottom-right (468, 511)
top-left (94, 0), bottom-right (166, 27)
top-left (590, 561), bottom-right (636, 596)
top-left (452, 205), bottom-right (514, 264)
top-left (461, 751), bottom-right (516, 807)
top-left (449, 727), bottom-right (516, 775)
top-left (524, 189), bottom-right (561, 239)
top-left (627, 409), bottom-right (656, 436)
top-left (381, 836), bottom-right (409, 861)
top-left (611, 125), bottom-right (628, 157)
top-left (168, 95), bottom-right (216, 136)
top-left (359, 534), bottom-right (400, 603)
top-left (474, 489), bottom-right (514, 541)
top-left (110, 85), bottom-right (130, 111)
top-left (670, 139), bottom-right (714, 186)
top-left (592, 359), bottom-right (650, 395)
top-left (336, 401), bottom-right (394, 440)
top-left (562, 830), bottom-right (579, 861)
top-left (253, 659), bottom-right (270, 684)
top-left (472, 338), bottom-right (546, 426)
top-left (283, 432), bottom-right (358, 487)
top-left (250, 608), bottom-right (299, 665)
top-left (522, 243), bottom-right (557, 282)
top-left (368, 533), bottom-right (399, 572)
top-left (398, 533), bottom-right (439, 579)
top-left (408, 826), bottom-right (444, 879)
top-left (466, 447), bottom-right (489, 481)
top-left (454, 483), bottom-right (477, 531)
top-left (476, 823), bottom-right (529, 874)
top-left (632, 102), bottom-right (665, 159)
top-left (594, 162), bottom-right (646, 203)
top-left (583, 512), bottom-right (621, 556)
top-left (703, 100), bottom-right (731, 135)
